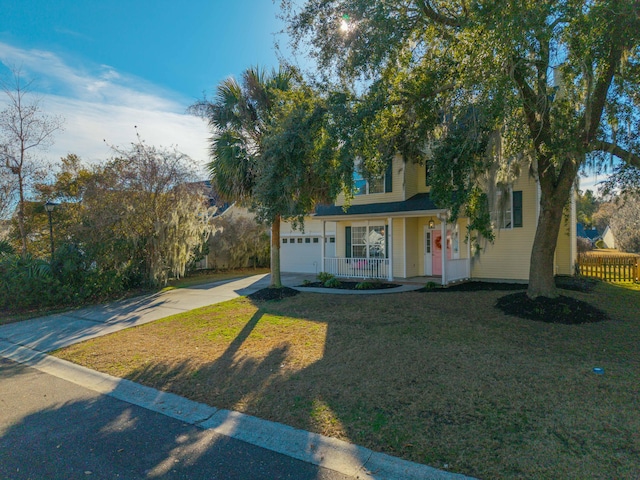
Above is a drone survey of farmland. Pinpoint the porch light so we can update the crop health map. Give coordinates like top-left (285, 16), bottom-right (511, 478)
top-left (428, 219), bottom-right (435, 229)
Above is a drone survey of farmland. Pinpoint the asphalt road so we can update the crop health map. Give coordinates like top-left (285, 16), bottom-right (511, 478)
top-left (0, 357), bottom-right (351, 480)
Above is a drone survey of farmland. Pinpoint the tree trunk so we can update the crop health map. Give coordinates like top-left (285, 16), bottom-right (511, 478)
top-left (270, 215), bottom-right (282, 287)
top-left (17, 171), bottom-right (27, 257)
top-left (527, 191), bottom-right (568, 299)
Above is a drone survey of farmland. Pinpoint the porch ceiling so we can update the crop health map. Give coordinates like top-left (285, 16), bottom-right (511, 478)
top-left (314, 193), bottom-right (445, 220)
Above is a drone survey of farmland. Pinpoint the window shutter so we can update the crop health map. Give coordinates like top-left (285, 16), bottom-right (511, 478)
top-left (425, 163), bottom-right (430, 186)
top-left (345, 227), bottom-right (352, 258)
top-left (385, 162), bottom-right (393, 193)
top-left (513, 191), bottom-right (523, 227)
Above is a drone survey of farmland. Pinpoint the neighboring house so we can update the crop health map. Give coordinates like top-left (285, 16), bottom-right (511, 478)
top-left (601, 225), bottom-right (616, 249)
top-left (576, 223), bottom-right (601, 246)
top-left (281, 155), bottom-right (576, 285)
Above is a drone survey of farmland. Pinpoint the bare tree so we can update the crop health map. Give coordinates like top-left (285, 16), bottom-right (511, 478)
top-left (610, 195), bottom-right (640, 254)
top-left (0, 69), bottom-right (63, 255)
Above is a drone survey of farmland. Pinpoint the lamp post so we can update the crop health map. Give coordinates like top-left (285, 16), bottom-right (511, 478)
top-left (44, 200), bottom-right (58, 260)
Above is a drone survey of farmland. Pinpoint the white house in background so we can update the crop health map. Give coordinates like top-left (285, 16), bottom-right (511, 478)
top-left (280, 155), bottom-right (577, 285)
top-left (602, 225), bottom-right (616, 249)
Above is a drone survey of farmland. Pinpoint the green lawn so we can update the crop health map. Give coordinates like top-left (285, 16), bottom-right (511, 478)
top-left (54, 281), bottom-right (640, 479)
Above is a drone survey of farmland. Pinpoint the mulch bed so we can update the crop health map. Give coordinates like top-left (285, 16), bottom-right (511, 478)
top-left (421, 277), bottom-right (607, 324)
top-left (496, 292), bottom-right (609, 324)
top-left (247, 287), bottom-right (300, 301)
top-left (299, 281), bottom-right (400, 290)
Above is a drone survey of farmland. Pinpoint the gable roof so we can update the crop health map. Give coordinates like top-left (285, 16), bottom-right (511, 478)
top-left (576, 223), bottom-right (601, 240)
top-left (315, 193), bottom-right (443, 218)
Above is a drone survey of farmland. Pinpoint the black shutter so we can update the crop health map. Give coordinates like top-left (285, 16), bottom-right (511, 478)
top-left (513, 191), bottom-right (523, 227)
top-left (345, 227), bottom-right (352, 258)
top-left (385, 162), bottom-right (393, 193)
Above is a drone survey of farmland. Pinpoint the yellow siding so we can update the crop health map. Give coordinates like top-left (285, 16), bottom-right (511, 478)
top-left (405, 218), bottom-right (419, 277)
top-left (415, 163), bottom-right (430, 194)
top-left (335, 221), bottom-right (346, 257)
top-left (405, 161), bottom-right (419, 199)
top-left (281, 218), bottom-right (336, 236)
top-left (471, 177), bottom-right (576, 281)
top-left (392, 219), bottom-right (405, 278)
top-left (471, 176), bottom-right (538, 281)
top-left (336, 155), bottom-right (405, 206)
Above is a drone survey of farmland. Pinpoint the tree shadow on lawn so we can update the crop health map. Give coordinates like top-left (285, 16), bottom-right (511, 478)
top-left (114, 288), bottom-right (640, 480)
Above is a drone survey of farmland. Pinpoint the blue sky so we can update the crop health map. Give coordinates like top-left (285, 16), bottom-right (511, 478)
top-left (0, 1), bottom-right (289, 170)
top-left (0, 2), bottom-right (605, 190)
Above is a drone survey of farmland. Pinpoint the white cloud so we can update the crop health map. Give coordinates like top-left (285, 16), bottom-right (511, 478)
top-left (0, 42), bottom-right (211, 174)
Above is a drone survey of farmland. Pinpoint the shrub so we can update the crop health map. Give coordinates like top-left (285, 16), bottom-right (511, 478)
top-left (355, 281), bottom-right (376, 290)
top-left (317, 271), bottom-right (335, 283)
top-left (425, 281), bottom-right (440, 290)
top-left (577, 237), bottom-right (593, 253)
top-left (324, 277), bottom-right (341, 288)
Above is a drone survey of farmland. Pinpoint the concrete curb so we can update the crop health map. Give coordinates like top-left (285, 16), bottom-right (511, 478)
top-left (0, 340), bottom-right (476, 480)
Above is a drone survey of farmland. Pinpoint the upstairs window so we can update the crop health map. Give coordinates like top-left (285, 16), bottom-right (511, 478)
top-left (353, 160), bottom-right (392, 195)
top-left (491, 189), bottom-right (523, 229)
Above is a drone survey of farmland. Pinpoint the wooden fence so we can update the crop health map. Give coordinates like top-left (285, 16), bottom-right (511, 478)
top-left (577, 254), bottom-right (639, 282)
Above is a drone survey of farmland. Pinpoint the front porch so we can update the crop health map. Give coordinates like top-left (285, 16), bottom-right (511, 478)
top-left (313, 193), bottom-right (473, 286)
top-left (322, 256), bottom-right (470, 285)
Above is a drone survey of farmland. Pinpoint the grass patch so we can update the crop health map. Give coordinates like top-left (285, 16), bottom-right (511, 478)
top-left (53, 282), bottom-right (640, 479)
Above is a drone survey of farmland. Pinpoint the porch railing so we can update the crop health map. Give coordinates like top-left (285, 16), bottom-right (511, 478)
top-left (445, 258), bottom-right (470, 283)
top-left (324, 257), bottom-right (389, 280)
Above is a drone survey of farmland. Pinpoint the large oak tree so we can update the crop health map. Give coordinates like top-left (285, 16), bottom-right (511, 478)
top-left (282, 0), bottom-right (640, 298)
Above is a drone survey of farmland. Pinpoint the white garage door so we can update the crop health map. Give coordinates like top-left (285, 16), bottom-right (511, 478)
top-left (280, 236), bottom-right (335, 274)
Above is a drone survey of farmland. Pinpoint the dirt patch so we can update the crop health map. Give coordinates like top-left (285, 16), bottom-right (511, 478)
top-left (300, 281), bottom-right (400, 290)
top-left (496, 292), bottom-right (609, 324)
top-left (247, 286), bottom-right (300, 301)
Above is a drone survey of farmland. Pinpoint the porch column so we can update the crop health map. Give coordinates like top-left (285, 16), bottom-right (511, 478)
top-left (388, 217), bottom-right (393, 281)
top-left (321, 220), bottom-right (326, 274)
top-left (441, 215), bottom-right (447, 286)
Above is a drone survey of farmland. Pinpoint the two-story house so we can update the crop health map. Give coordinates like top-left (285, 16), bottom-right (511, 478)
top-left (280, 155), bottom-right (576, 285)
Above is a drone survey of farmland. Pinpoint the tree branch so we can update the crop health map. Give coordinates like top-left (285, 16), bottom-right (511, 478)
top-left (582, 44), bottom-right (621, 145)
top-left (414, 0), bottom-right (461, 27)
top-left (593, 141), bottom-right (640, 169)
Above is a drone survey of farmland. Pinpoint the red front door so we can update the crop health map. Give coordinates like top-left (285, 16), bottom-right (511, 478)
top-left (432, 230), bottom-right (451, 276)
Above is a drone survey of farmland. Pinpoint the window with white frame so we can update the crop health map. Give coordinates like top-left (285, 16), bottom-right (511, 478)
top-left (353, 160), bottom-right (386, 195)
top-left (491, 189), bottom-right (523, 229)
top-left (451, 225), bottom-right (460, 259)
top-left (347, 225), bottom-right (386, 258)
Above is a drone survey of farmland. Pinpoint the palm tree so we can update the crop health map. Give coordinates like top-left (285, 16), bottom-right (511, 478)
top-left (191, 66), bottom-right (293, 287)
